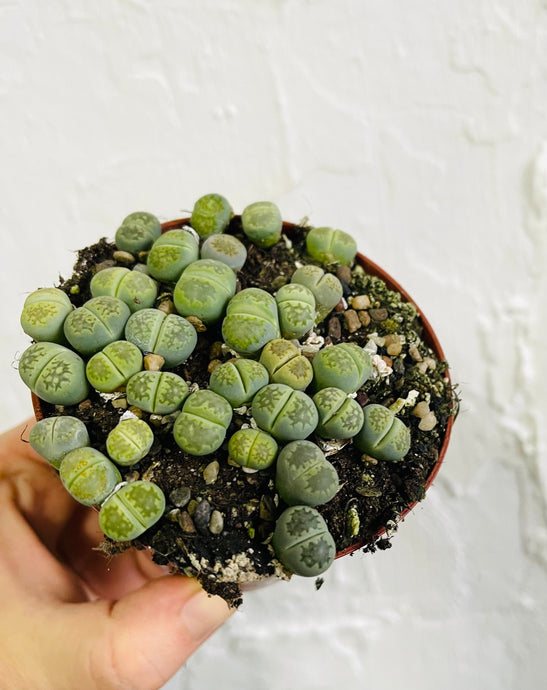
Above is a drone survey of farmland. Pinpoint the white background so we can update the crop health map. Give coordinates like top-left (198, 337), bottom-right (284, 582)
top-left (2, 1), bottom-right (547, 689)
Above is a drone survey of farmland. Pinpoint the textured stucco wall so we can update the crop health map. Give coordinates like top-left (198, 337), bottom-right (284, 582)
top-left (2, 1), bottom-right (547, 688)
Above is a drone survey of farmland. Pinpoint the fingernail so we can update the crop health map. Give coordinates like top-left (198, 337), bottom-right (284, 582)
top-left (181, 587), bottom-right (232, 643)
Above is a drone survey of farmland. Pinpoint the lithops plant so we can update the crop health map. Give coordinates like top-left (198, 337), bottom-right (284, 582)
top-left (115, 212), bottom-right (162, 255)
top-left (19, 342), bottom-right (88, 405)
top-left (173, 258), bottom-right (237, 323)
top-left (222, 287), bottom-right (280, 355)
top-left (313, 387), bottom-right (365, 439)
top-left (259, 339), bottom-right (313, 391)
top-left (29, 416), bottom-right (89, 469)
top-left (86, 340), bottom-right (143, 393)
top-left (241, 201), bottom-right (282, 248)
top-left (228, 428), bottom-right (278, 471)
top-left (275, 440), bottom-right (339, 507)
top-left (272, 505), bottom-right (336, 577)
top-left (173, 389), bottom-right (233, 456)
top-left (106, 418), bottom-right (154, 466)
top-left (146, 229), bottom-right (199, 282)
top-left (209, 358), bottom-right (269, 407)
top-left (291, 265), bottom-right (344, 323)
top-left (125, 309), bottom-right (197, 369)
top-left (126, 370), bottom-right (189, 414)
top-left (306, 226), bottom-right (357, 266)
top-left (312, 342), bottom-right (372, 393)
top-left (20, 287), bottom-right (73, 344)
top-left (275, 283), bottom-right (316, 339)
top-left (190, 193), bottom-right (233, 239)
top-left (90, 266), bottom-right (157, 313)
top-left (354, 403), bottom-right (411, 461)
top-left (99, 480), bottom-right (166, 541)
top-left (200, 233), bottom-right (247, 271)
top-left (63, 296), bottom-right (130, 356)
top-left (251, 383), bottom-right (318, 441)
top-left (59, 447), bottom-right (121, 506)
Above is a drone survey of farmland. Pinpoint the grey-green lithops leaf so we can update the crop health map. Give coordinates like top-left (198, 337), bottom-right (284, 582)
top-left (313, 387), bottom-right (365, 439)
top-left (190, 193), bottom-right (233, 239)
top-left (312, 342), bottom-right (372, 393)
top-left (241, 201), bottom-right (282, 248)
top-left (86, 340), bottom-right (143, 392)
top-left (275, 283), bottom-right (316, 339)
top-left (19, 342), bottom-right (89, 405)
top-left (20, 287), bottom-right (73, 343)
top-left (63, 296), bottom-right (131, 356)
top-left (60, 447), bottom-right (121, 506)
top-left (272, 505), bottom-right (336, 577)
top-left (99, 480), bottom-right (166, 541)
top-left (354, 403), bottom-right (411, 461)
top-left (126, 370), bottom-right (189, 414)
top-left (259, 339), bottom-right (313, 391)
top-left (29, 416), bottom-right (89, 469)
top-left (306, 226), bottom-right (357, 266)
top-left (209, 358), bottom-right (269, 407)
top-left (115, 212), bottom-right (161, 254)
top-left (291, 265), bottom-right (344, 323)
top-left (106, 418), bottom-right (154, 466)
top-left (275, 439), bottom-right (339, 507)
top-left (251, 383), bottom-right (318, 441)
top-left (173, 389), bottom-right (232, 456)
top-left (228, 428), bottom-right (278, 470)
top-left (200, 233), bottom-right (247, 271)
top-left (90, 266), bottom-right (157, 313)
top-left (125, 309), bottom-right (197, 369)
top-left (173, 259), bottom-right (237, 323)
top-left (146, 229), bottom-right (199, 282)
top-left (222, 288), bottom-right (280, 355)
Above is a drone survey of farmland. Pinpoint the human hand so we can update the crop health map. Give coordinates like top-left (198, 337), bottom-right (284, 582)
top-left (0, 421), bottom-right (232, 690)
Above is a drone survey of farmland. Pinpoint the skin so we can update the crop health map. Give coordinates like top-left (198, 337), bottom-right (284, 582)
top-left (0, 421), bottom-right (232, 690)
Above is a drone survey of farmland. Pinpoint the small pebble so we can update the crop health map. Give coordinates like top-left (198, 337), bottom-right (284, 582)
top-left (132, 263), bottom-right (151, 275)
top-left (94, 260), bottom-right (116, 273)
top-left (370, 307), bottom-right (388, 322)
top-left (334, 299), bottom-right (345, 312)
top-left (193, 499), bottom-right (212, 535)
top-left (412, 401), bottom-right (430, 418)
top-left (169, 486), bottom-right (191, 508)
top-left (351, 294), bottom-right (371, 310)
top-left (178, 511), bottom-right (196, 533)
top-left (186, 315), bottom-right (207, 332)
top-left (328, 316), bottom-right (341, 339)
top-left (419, 411), bottom-right (438, 431)
top-left (382, 355), bottom-right (393, 367)
top-left (187, 499), bottom-right (198, 516)
top-left (111, 397), bottom-right (128, 409)
top-left (113, 250), bottom-right (136, 265)
top-left (137, 251), bottom-right (150, 262)
top-left (208, 359), bottom-right (222, 374)
top-left (387, 342), bottom-right (403, 357)
top-left (209, 341), bottom-right (223, 359)
top-left (344, 309), bottom-right (361, 333)
top-left (128, 406), bottom-right (143, 419)
top-left (203, 460), bottom-right (220, 485)
top-left (409, 345), bottom-right (423, 362)
top-left (78, 400), bottom-right (91, 412)
top-left (358, 310), bottom-right (371, 327)
top-left (166, 508), bottom-right (181, 523)
top-left (336, 265), bottom-right (352, 284)
top-left (157, 299), bottom-right (176, 315)
top-left (144, 354), bottom-right (165, 371)
top-left (209, 510), bottom-right (224, 535)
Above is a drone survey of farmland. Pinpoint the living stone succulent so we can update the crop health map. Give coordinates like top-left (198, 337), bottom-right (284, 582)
top-left (209, 358), bottom-right (269, 408)
top-left (354, 403), bottom-right (411, 461)
top-left (63, 296), bottom-right (131, 356)
top-left (275, 440), bottom-right (339, 507)
top-left (241, 201), bottom-right (282, 248)
top-left (259, 339), bottom-right (313, 391)
top-left (173, 389), bottom-right (233, 456)
top-left (200, 233), bottom-right (247, 271)
top-left (146, 229), bottom-right (199, 282)
top-left (190, 193), bottom-right (233, 239)
top-left (125, 309), bottom-right (197, 369)
top-left (228, 428), bottom-right (278, 471)
top-left (291, 265), bottom-right (344, 323)
top-left (19, 341), bottom-right (88, 405)
top-left (126, 370), bottom-right (189, 414)
top-left (20, 287), bottom-right (73, 344)
top-left (272, 505), bottom-right (336, 577)
top-left (99, 480), bottom-right (166, 541)
top-left (90, 266), bottom-right (158, 313)
top-left (59, 447), bottom-right (121, 506)
top-left (313, 387), bottom-right (365, 439)
top-left (106, 418), bottom-right (154, 466)
top-left (222, 287), bottom-right (280, 355)
top-left (306, 226), bottom-right (357, 266)
top-left (115, 212), bottom-right (161, 255)
top-left (251, 383), bottom-right (318, 441)
top-left (29, 415), bottom-right (89, 469)
top-left (275, 283), bottom-right (316, 339)
top-left (173, 258), bottom-right (237, 323)
top-left (312, 342), bottom-right (372, 393)
top-left (86, 340), bottom-right (143, 393)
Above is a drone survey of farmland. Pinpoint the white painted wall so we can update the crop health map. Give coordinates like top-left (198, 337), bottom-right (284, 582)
top-left (2, 1), bottom-right (546, 688)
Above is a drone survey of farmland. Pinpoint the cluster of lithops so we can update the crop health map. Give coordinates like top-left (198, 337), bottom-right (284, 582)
top-left (19, 194), bottom-right (420, 583)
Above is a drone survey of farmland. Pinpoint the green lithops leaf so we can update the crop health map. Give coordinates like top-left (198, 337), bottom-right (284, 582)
top-left (106, 418), bottom-right (154, 466)
top-left (20, 287), bottom-right (73, 343)
top-left (209, 358), bottom-right (269, 407)
top-left (313, 387), bottom-right (364, 439)
top-left (354, 403), bottom-right (411, 461)
top-left (222, 288), bottom-right (280, 355)
top-left (173, 259), bottom-right (237, 323)
top-left (90, 266), bottom-right (157, 313)
top-left (251, 383), bottom-right (318, 441)
top-left (29, 416), bottom-right (89, 469)
top-left (228, 428), bottom-right (278, 471)
top-left (125, 309), bottom-right (197, 369)
top-left (126, 370), bottom-right (189, 414)
top-left (86, 340), bottom-right (143, 392)
top-left (275, 439), bottom-right (339, 507)
top-left (241, 201), bottom-right (282, 248)
top-left (259, 339), bottom-right (313, 391)
top-left (99, 480), bottom-right (166, 541)
top-left (291, 265), bottom-right (343, 323)
top-left (190, 194), bottom-right (233, 239)
top-left (275, 283), bottom-right (316, 339)
top-left (272, 505), bottom-right (336, 577)
top-left (200, 233), bottom-right (247, 271)
top-left (115, 212), bottom-right (161, 254)
top-left (60, 447), bottom-right (121, 506)
top-left (312, 342), bottom-right (372, 393)
top-left (173, 390), bottom-right (232, 456)
top-left (146, 229), bottom-right (199, 282)
top-left (306, 226), bottom-right (357, 266)
top-left (64, 296), bottom-right (131, 356)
